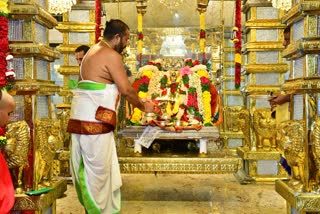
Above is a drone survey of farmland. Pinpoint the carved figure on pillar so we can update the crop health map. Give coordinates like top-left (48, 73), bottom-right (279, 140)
top-left (4, 120), bottom-right (30, 194)
top-left (278, 120), bottom-right (305, 191)
top-left (34, 119), bottom-right (63, 188)
top-left (253, 109), bottom-right (277, 150)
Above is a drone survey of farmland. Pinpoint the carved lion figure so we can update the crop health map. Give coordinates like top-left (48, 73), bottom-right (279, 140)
top-left (278, 120), bottom-right (305, 190)
top-left (34, 119), bottom-right (63, 188)
top-left (4, 120), bottom-right (30, 193)
top-left (253, 108), bottom-right (277, 150)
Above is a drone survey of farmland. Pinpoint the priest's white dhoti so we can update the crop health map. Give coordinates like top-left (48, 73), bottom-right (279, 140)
top-left (68, 81), bottom-right (121, 214)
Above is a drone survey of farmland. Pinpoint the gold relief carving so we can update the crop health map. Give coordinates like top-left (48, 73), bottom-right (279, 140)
top-left (282, 77), bottom-right (320, 94)
top-left (34, 119), bottom-right (63, 189)
top-left (5, 120), bottom-right (30, 194)
top-left (24, 58), bottom-right (33, 79)
top-left (244, 63), bottom-right (289, 73)
top-left (284, 39), bottom-right (320, 59)
top-left (10, 43), bottom-right (60, 62)
top-left (239, 108), bottom-right (251, 150)
top-left (56, 44), bottom-right (87, 53)
top-left (56, 22), bottom-right (96, 32)
top-left (223, 106), bottom-right (245, 133)
top-left (300, 39), bottom-right (320, 53)
top-left (57, 65), bottom-right (80, 75)
top-left (13, 179), bottom-right (67, 211)
top-left (311, 118), bottom-right (320, 191)
top-left (306, 54), bottom-right (318, 77)
top-left (119, 157), bottom-right (241, 173)
top-left (253, 108), bottom-right (277, 150)
top-left (9, 3), bottom-right (57, 28)
top-left (306, 15), bottom-right (318, 37)
top-left (243, 42), bottom-right (284, 52)
top-left (13, 197), bottom-right (35, 210)
top-left (275, 180), bottom-right (320, 212)
top-left (278, 120), bottom-right (305, 191)
top-left (13, 79), bottom-right (60, 95)
top-left (22, 20), bottom-right (33, 41)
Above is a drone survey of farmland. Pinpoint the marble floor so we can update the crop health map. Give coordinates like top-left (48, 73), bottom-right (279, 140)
top-left (56, 174), bottom-right (287, 214)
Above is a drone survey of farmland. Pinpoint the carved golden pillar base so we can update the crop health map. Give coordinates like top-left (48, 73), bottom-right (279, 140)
top-left (276, 180), bottom-right (320, 213)
top-left (12, 178), bottom-right (67, 212)
top-left (236, 147), bottom-right (288, 184)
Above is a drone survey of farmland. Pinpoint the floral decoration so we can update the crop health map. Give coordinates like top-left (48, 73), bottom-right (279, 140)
top-left (233, 0), bottom-right (242, 89)
top-left (147, 60), bottom-right (162, 71)
top-left (130, 65), bottom-right (159, 124)
top-left (95, 0), bottom-right (101, 43)
top-left (0, 0), bottom-right (9, 88)
top-left (128, 60), bottom-right (223, 129)
top-left (0, 126), bottom-right (6, 146)
top-left (184, 58), bottom-right (200, 68)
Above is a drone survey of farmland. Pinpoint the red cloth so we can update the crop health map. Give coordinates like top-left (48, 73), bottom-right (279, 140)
top-left (0, 152), bottom-right (14, 214)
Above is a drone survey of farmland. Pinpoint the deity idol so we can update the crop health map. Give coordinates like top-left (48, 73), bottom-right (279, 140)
top-left (129, 59), bottom-right (222, 130)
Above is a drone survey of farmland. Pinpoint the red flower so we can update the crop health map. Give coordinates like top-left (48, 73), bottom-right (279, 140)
top-left (200, 76), bottom-right (210, 84)
top-left (0, 127), bottom-right (6, 136)
top-left (181, 112), bottom-right (188, 122)
top-left (132, 79), bottom-right (142, 91)
top-left (138, 32), bottom-right (144, 40)
top-left (187, 94), bottom-right (198, 108)
top-left (192, 60), bottom-right (200, 66)
top-left (140, 76), bottom-right (150, 84)
top-left (161, 90), bottom-right (167, 96)
top-left (200, 30), bottom-right (206, 39)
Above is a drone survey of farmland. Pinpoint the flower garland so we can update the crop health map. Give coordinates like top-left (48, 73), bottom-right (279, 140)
top-left (0, 126), bottom-right (6, 146)
top-left (128, 61), bottom-right (222, 127)
top-left (95, 0), bottom-right (101, 43)
top-left (130, 65), bottom-right (159, 124)
top-left (0, 0), bottom-right (9, 88)
top-left (232, 0), bottom-right (242, 89)
top-left (191, 65), bottom-right (212, 125)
